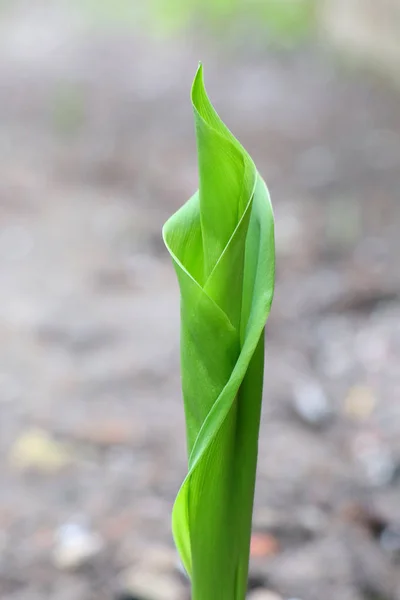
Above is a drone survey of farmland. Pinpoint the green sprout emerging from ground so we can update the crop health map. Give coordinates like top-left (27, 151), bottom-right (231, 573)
top-left (163, 65), bottom-right (275, 600)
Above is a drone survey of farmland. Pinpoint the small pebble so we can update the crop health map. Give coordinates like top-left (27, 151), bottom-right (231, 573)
top-left (352, 433), bottom-right (396, 487)
top-left (247, 590), bottom-right (283, 600)
top-left (118, 568), bottom-right (185, 600)
top-left (9, 428), bottom-right (73, 473)
top-left (292, 380), bottom-right (332, 426)
top-left (355, 330), bottom-right (388, 372)
top-left (53, 520), bottom-right (104, 570)
top-left (380, 524), bottom-right (400, 556)
top-left (343, 385), bottom-right (376, 420)
top-left (250, 532), bottom-right (280, 557)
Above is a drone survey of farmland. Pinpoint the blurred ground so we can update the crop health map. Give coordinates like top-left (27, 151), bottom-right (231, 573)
top-left (1, 3), bottom-right (400, 600)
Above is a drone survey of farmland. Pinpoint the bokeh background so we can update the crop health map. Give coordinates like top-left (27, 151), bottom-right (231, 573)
top-left (1, 1), bottom-right (400, 599)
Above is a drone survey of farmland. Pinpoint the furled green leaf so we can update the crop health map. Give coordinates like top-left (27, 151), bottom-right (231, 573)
top-left (163, 64), bottom-right (275, 600)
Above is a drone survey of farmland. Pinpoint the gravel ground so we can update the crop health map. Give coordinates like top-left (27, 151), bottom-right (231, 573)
top-left (1, 4), bottom-right (400, 600)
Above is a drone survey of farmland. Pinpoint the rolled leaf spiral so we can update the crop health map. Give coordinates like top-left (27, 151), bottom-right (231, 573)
top-left (163, 64), bottom-right (275, 600)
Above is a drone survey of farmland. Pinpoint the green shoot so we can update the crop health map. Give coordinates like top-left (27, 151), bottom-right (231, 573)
top-left (163, 64), bottom-right (275, 600)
